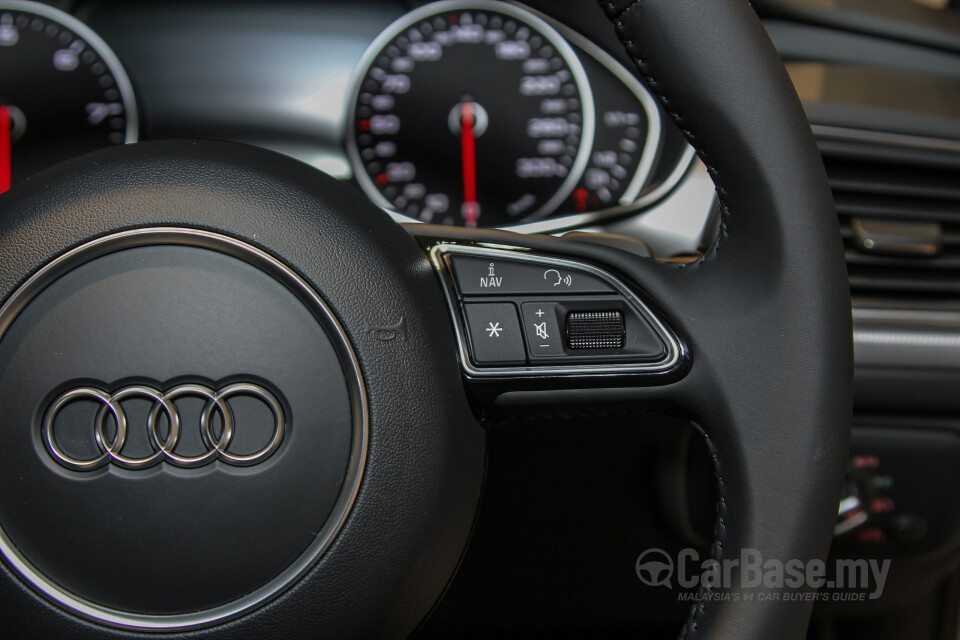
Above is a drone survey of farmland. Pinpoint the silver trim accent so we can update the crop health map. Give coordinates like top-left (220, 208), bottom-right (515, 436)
top-left (576, 155), bottom-right (714, 257)
top-left (835, 510), bottom-right (868, 537)
top-left (2, 0), bottom-right (139, 146)
top-left (344, 0), bottom-right (595, 225)
top-left (429, 243), bottom-right (685, 377)
top-left (838, 495), bottom-right (861, 518)
top-left (854, 307), bottom-right (960, 370)
top-left (850, 217), bottom-right (942, 257)
top-left (507, 145), bottom-right (697, 235)
top-left (811, 124), bottom-right (960, 154)
top-left (0, 228), bottom-right (368, 631)
top-left (43, 382), bottom-right (286, 471)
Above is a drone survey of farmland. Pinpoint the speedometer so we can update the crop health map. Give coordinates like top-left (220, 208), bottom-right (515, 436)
top-left (346, 0), bottom-right (594, 227)
top-left (0, 0), bottom-right (137, 193)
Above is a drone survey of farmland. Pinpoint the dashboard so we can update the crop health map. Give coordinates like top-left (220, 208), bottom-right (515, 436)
top-left (2, 0), bottom-right (701, 243)
top-left (2, 0), bottom-right (960, 638)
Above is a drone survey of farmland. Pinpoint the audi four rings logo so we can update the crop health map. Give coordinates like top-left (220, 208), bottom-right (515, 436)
top-left (42, 382), bottom-right (286, 471)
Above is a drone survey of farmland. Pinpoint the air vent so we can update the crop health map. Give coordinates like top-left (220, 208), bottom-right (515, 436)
top-left (818, 136), bottom-right (960, 305)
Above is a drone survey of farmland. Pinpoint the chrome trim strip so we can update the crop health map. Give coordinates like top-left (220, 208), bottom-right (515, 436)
top-left (481, 143), bottom-right (697, 235)
top-left (577, 156), bottom-right (714, 257)
top-left (3, 0), bottom-right (139, 145)
top-left (0, 228), bottom-right (368, 631)
top-left (344, 0), bottom-right (596, 225)
top-left (812, 124), bottom-right (960, 154)
top-left (854, 308), bottom-right (960, 324)
top-left (834, 511), bottom-right (868, 537)
top-left (429, 243), bottom-right (686, 377)
top-left (854, 308), bottom-right (960, 370)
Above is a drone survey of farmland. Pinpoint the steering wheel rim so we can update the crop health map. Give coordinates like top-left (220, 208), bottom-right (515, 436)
top-left (0, 1), bottom-right (851, 638)
top-left (592, 0), bottom-right (853, 636)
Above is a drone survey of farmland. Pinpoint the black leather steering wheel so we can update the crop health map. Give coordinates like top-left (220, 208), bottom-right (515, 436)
top-left (0, 1), bottom-right (851, 638)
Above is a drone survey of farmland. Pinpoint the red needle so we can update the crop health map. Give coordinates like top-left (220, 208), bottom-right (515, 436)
top-left (0, 105), bottom-right (10, 194)
top-left (460, 101), bottom-right (479, 227)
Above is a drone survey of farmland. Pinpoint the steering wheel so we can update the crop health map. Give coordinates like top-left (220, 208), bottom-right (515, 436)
top-left (0, 0), bottom-right (851, 638)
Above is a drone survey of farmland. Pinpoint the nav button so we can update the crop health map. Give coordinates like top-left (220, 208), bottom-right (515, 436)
top-left (521, 303), bottom-right (564, 357)
top-left (463, 303), bottom-right (526, 365)
top-left (449, 255), bottom-right (614, 295)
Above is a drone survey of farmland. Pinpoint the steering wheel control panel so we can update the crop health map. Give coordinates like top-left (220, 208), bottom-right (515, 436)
top-left (430, 244), bottom-right (685, 378)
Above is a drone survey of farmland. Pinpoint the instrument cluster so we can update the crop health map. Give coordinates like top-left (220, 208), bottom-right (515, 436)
top-left (1, 0), bottom-right (689, 230)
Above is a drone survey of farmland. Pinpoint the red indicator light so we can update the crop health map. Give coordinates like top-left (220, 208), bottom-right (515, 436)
top-left (852, 454), bottom-right (880, 470)
top-left (857, 528), bottom-right (887, 543)
top-left (572, 187), bottom-right (588, 212)
top-left (870, 497), bottom-right (895, 514)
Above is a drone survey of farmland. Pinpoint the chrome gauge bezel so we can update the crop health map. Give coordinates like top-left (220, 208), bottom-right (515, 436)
top-left (344, 0), bottom-right (596, 226)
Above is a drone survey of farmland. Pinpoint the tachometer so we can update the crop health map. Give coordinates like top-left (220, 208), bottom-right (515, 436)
top-left (346, 0), bottom-right (594, 227)
top-left (0, 0), bottom-right (137, 193)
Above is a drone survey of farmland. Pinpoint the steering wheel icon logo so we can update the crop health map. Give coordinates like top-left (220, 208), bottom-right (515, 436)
top-left (635, 548), bottom-right (675, 588)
